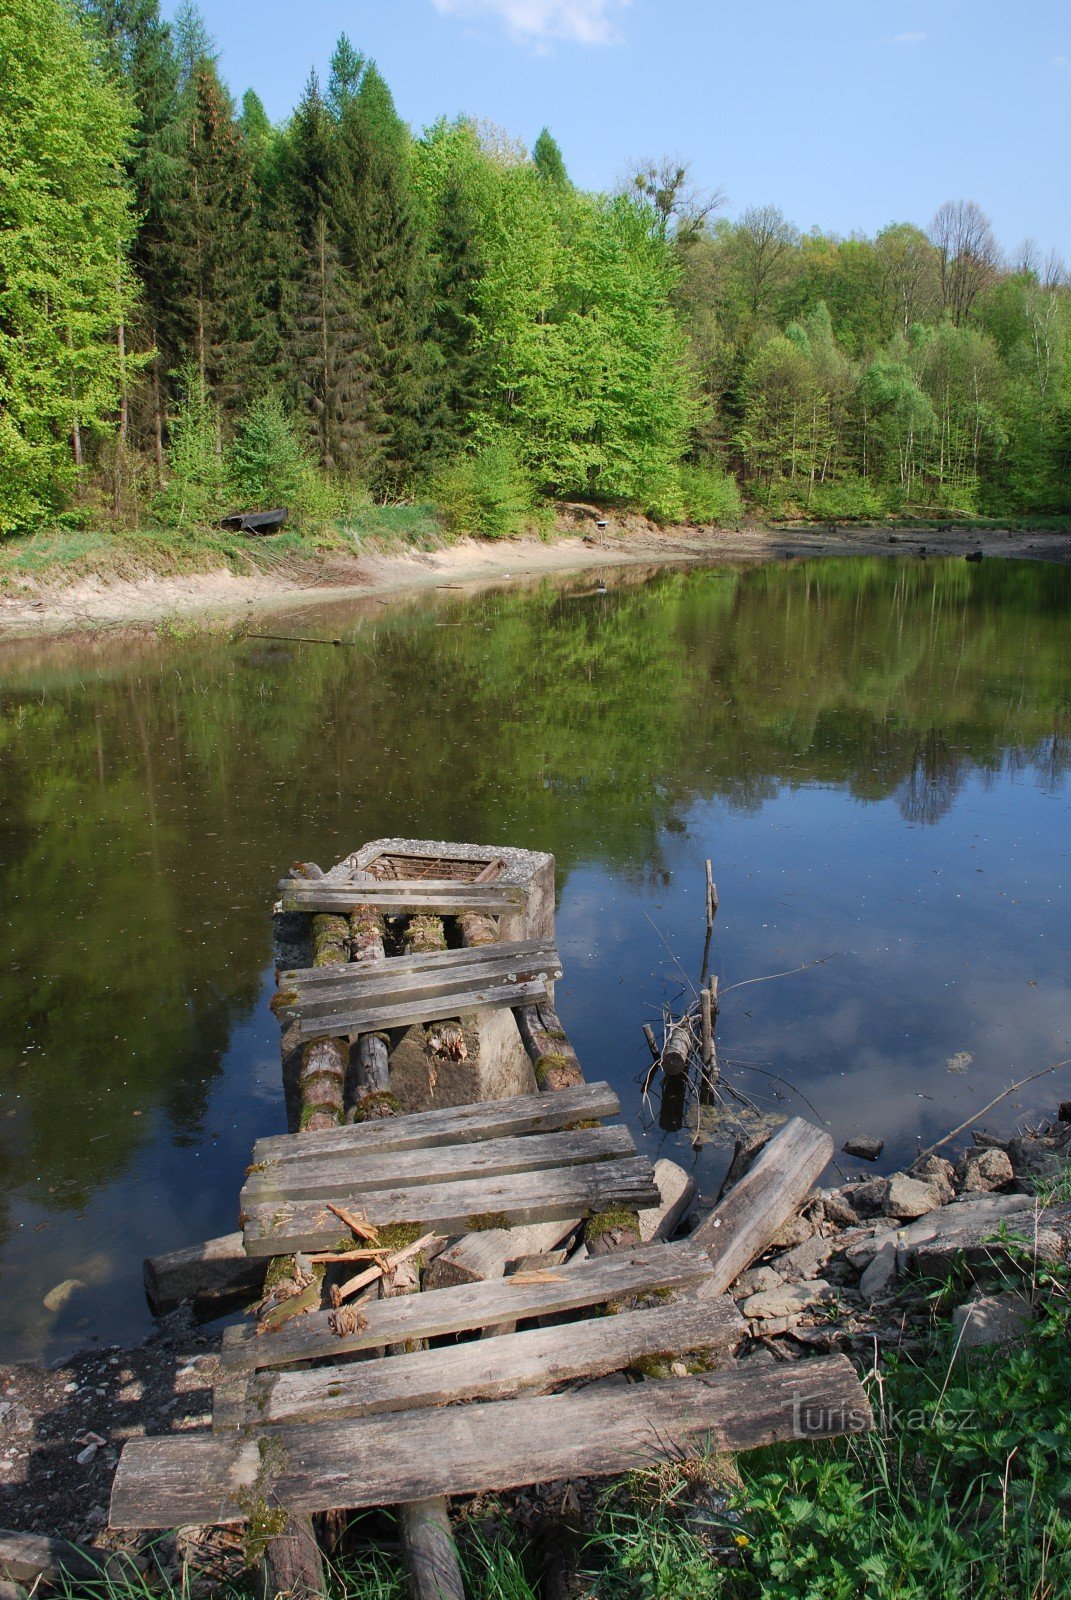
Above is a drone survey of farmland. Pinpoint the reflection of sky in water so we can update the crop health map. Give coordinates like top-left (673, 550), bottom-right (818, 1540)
top-left (1, 556), bottom-right (1070, 1361)
top-left (558, 763), bottom-right (1071, 1197)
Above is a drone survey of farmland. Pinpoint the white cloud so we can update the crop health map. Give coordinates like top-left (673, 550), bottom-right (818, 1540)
top-left (891, 31), bottom-right (927, 44)
top-left (431, 0), bottom-right (631, 47)
top-left (1053, 54), bottom-right (1069, 66)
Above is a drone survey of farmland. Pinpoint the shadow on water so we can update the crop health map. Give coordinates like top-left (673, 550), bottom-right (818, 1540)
top-left (1, 554), bottom-right (1070, 1359)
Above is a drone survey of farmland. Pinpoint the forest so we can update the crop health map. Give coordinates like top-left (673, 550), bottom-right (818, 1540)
top-left (2, 0), bottom-right (1070, 541)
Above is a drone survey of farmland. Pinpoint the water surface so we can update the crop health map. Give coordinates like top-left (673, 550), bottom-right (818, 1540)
top-left (2, 556), bottom-right (1070, 1361)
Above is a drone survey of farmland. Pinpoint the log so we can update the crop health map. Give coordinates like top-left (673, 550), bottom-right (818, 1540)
top-left (220, 1239), bottom-right (714, 1371)
top-left (691, 1116), bottom-right (833, 1293)
top-left (241, 1125), bottom-right (635, 1208)
top-left (258, 1512), bottom-right (325, 1600)
top-left (241, 1156), bottom-right (660, 1256)
top-left (515, 1001), bottom-right (585, 1091)
top-left (143, 1232), bottom-right (268, 1315)
top-left (110, 1356), bottom-right (871, 1527)
top-left (399, 1500), bottom-right (465, 1600)
top-left (0, 1530), bottom-right (142, 1585)
top-left (253, 1082), bottom-right (620, 1166)
top-left (661, 1021), bottom-right (693, 1077)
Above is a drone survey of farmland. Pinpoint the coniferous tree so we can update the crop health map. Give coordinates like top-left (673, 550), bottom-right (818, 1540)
top-left (532, 127), bottom-right (570, 188)
top-left (333, 59), bottom-right (439, 486)
top-left (284, 74), bottom-right (366, 472)
top-left (169, 60), bottom-right (260, 423)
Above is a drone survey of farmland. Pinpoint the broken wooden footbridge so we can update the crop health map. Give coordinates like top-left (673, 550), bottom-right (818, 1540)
top-left (118, 839), bottom-right (871, 1599)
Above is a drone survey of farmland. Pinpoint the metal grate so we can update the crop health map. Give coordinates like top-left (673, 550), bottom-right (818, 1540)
top-left (361, 852), bottom-right (505, 884)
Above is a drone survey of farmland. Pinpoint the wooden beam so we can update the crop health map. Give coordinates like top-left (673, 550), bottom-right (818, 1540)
top-left (280, 937), bottom-right (556, 990)
top-left (278, 955), bottom-right (563, 1025)
top-left (143, 1232), bottom-right (267, 1315)
top-left (278, 882), bottom-right (525, 915)
top-left (220, 1239), bottom-right (713, 1371)
top-left (242, 1125), bottom-right (635, 1207)
top-left (224, 1294), bottom-right (746, 1429)
top-left (111, 1355), bottom-right (871, 1528)
top-left (241, 1157), bottom-right (661, 1256)
top-left (691, 1116), bottom-right (833, 1293)
top-left (297, 977), bottom-right (551, 1042)
top-left (252, 1082), bottom-right (619, 1167)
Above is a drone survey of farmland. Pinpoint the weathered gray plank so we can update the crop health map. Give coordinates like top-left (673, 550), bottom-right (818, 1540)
top-left (221, 1239), bottom-right (713, 1371)
top-left (691, 1116), bottom-right (833, 1293)
top-left (241, 1157), bottom-right (660, 1256)
top-left (111, 1355), bottom-right (871, 1528)
top-left (143, 1232), bottom-right (268, 1315)
top-left (222, 1294), bottom-right (746, 1429)
top-left (252, 1082), bottom-right (620, 1167)
top-left (280, 938), bottom-right (557, 989)
top-left (242, 1125), bottom-right (635, 1207)
top-left (278, 882), bottom-right (525, 915)
top-left (279, 954), bottom-right (563, 1024)
top-left (297, 977), bottom-right (550, 1042)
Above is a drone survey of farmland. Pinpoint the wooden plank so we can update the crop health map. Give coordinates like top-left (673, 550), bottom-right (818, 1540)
top-left (111, 1355), bottom-right (871, 1528)
top-left (691, 1116), bottom-right (833, 1293)
top-left (280, 954), bottom-right (563, 1023)
top-left (241, 1157), bottom-right (660, 1256)
top-left (252, 1082), bottom-right (620, 1167)
top-left (0, 1531), bottom-right (130, 1585)
top-left (223, 1294), bottom-right (747, 1429)
top-left (220, 1239), bottom-right (713, 1371)
top-left (241, 1125), bottom-right (636, 1207)
top-left (278, 882), bottom-right (525, 915)
top-left (296, 977), bottom-right (551, 1042)
top-left (280, 938), bottom-right (557, 989)
top-left (143, 1232), bottom-right (267, 1315)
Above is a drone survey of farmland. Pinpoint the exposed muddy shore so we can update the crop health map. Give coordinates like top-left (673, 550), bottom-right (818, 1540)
top-left (2, 518), bottom-right (1068, 643)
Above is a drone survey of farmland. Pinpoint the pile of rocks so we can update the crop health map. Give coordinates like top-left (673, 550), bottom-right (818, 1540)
top-left (729, 1105), bottom-right (1071, 1355)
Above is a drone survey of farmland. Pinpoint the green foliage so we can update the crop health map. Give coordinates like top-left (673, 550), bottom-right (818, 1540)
top-left (679, 463), bottom-right (744, 525)
top-left (153, 369), bottom-right (227, 530)
top-left (228, 394), bottom-right (317, 515)
top-left (433, 438), bottom-right (535, 539)
top-left (0, 0), bottom-right (138, 531)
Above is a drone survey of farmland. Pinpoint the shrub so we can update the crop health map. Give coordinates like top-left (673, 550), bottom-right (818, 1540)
top-left (153, 374), bottom-right (227, 532)
top-left (433, 437), bottom-right (534, 539)
top-left (807, 474), bottom-right (889, 520)
top-left (679, 462), bottom-right (744, 526)
top-left (228, 395), bottom-right (317, 516)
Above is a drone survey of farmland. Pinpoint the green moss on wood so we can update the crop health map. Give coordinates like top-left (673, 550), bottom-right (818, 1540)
top-left (405, 914), bottom-right (448, 953)
top-left (534, 1051), bottom-right (569, 1086)
top-left (586, 1205), bottom-right (641, 1243)
top-left (269, 988), bottom-right (299, 1014)
top-left (375, 1221), bottom-right (425, 1251)
top-left (354, 1089), bottom-right (402, 1122)
top-left (467, 1211), bottom-right (511, 1231)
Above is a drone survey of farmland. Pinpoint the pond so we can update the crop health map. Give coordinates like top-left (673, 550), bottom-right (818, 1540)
top-left (1, 555), bottom-right (1070, 1363)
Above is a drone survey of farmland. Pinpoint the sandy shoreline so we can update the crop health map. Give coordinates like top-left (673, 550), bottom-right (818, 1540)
top-left (1, 521), bottom-right (1069, 642)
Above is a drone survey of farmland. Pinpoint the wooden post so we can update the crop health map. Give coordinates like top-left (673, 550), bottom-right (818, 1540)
top-left (398, 1501), bottom-right (465, 1600)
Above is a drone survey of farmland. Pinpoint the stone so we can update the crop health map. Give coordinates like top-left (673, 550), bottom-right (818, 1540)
top-left (819, 1189), bottom-right (861, 1228)
top-left (741, 1280), bottom-right (835, 1321)
top-left (957, 1147), bottom-right (1014, 1194)
top-left (883, 1174), bottom-right (942, 1219)
top-left (771, 1234), bottom-right (833, 1282)
top-left (843, 1224), bottom-right (896, 1272)
top-left (42, 1278), bottom-right (86, 1312)
top-left (767, 1213), bottom-right (816, 1250)
top-left (638, 1159), bottom-right (696, 1242)
top-left (0, 1401), bottom-right (32, 1435)
top-left (908, 1153), bottom-right (956, 1204)
top-left (734, 1265), bottom-right (783, 1297)
top-left (1058, 1101), bottom-right (1071, 1123)
top-left (849, 1178), bottom-right (889, 1216)
top-left (952, 1291), bottom-right (1032, 1349)
top-left (843, 1135), bottom-right (884, 1161)
top-left (1007, 1138), bottom-right (1068, 1187)
top-left (858, 1239), bottom-right (898, 1302)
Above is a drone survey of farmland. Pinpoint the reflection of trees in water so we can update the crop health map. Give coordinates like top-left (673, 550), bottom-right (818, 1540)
top-left (898, 729), bottom-right (967, 826)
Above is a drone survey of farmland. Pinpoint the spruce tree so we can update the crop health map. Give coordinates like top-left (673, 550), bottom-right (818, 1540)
top-left (532, 126), bottom-right (570, 188)
top-left (284, 74), bottom-right (366, 472)
top-left (168, 60), bottom-right (260, 423)
top-left (332, 60), bottom-right (438, 486)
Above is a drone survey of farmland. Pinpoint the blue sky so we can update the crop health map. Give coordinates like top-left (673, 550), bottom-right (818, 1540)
top-left (173, 0), bottom-right (1070, 258)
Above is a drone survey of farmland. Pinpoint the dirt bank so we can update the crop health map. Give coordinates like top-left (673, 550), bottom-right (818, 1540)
top-left (2, 517), bottom-right (1068, 642)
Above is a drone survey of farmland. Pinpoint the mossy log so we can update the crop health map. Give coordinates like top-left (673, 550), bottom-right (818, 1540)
top-left (299, 1038), bottom-right (347, 1131)
top-left (311, 913), bottom-right (351, 967)
top-left (456, 909), bottom-right (499, 948)
top-left (350, 904), bottom-right (386, 964)
top-left (516, 1001), bottom-right (584, 1090)
top-left (404, 914), bottom-right (448, 954)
